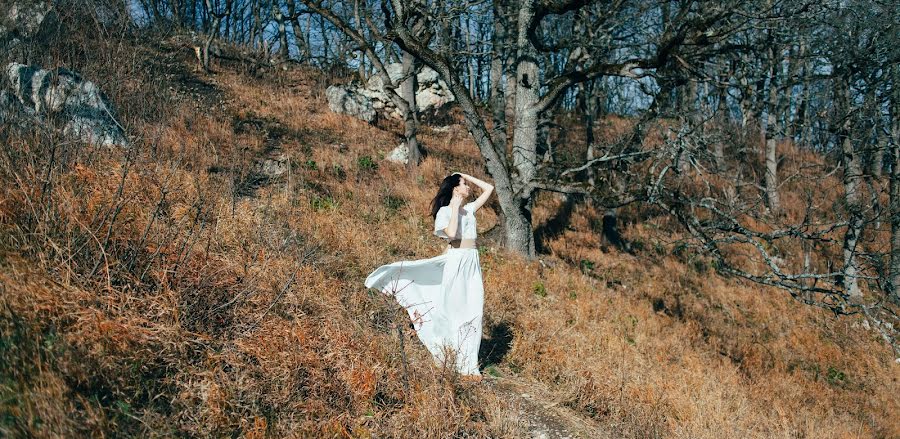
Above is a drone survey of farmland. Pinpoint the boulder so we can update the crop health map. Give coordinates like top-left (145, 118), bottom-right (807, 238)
top-left (3, 62), bottom-right (129, 147)
top-left (386, 143), bottom-right (409, 165)
top-left (326, 84), bottom-right (376, 123)
top-left (325, 63), bottom-right (455, 122)
top-left (5, 2), bottom-right (53, 37)
top-left (364, 63), bottom-right (406, 91)
top-left (416, 88), bottom-right (454, 113)
top-left (1, 2), bottom-right (54, 54)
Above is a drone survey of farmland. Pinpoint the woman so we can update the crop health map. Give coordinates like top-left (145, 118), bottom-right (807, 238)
top-left (364, 172), bottom-right (494, 377)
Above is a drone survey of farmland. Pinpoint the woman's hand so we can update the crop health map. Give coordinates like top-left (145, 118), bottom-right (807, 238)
top-left (449, 193), bottom-right (464, 209)
top-left (453, 173), bottom-right (494, 212)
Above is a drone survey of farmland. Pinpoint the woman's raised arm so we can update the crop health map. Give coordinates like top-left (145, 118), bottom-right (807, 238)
top-left (455, 172), bottom-right (494, 212)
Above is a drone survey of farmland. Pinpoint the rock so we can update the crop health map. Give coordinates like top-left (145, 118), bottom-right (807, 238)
top-left (1, 2), bottom-right (54, 53)
top-left (3, 62), bottom-right (129, 147)
top-left (416, 67), bottom-right (439, 84)
top-left (364, 63), bottom-right (406, 91)
top-left (5, 2), bottom-right (53, 37)
top-left (386, 143), bottom-right (409, 165)
top-left (256, 153), bottom-right (289, 179)
top-left (416, 88), bottom-right (454, 113)
top-left (325, 64), bottom-right (455, 122)
top-left (326, 84), bottom-right (376, 123)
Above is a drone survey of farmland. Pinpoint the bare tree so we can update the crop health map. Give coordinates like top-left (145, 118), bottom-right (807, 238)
top-left (889, 65), bottom-right (900, 301)
top-left (200, 0), bottom-right (230, 71)
top-left (376, 0), bottom-right (753, 256)
top-left (763, 44), bottom-right (781, 212)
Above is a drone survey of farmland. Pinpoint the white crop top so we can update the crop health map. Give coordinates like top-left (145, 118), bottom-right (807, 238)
top-left (434, 203), bottom-right (477, 240)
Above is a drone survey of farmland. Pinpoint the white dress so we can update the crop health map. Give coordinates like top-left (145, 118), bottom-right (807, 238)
top-left (364, 202), bottom-right (484, 376)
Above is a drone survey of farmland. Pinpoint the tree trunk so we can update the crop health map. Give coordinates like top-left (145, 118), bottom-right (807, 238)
top-left (444, 68), bottom-right (528, 255)
top-left (502, 2), bottom-right (518, 138)
top-left (251, 0), bottom-right (261, 50)
top-left (511, 0), bottom-right (539, 189)
top-left (305, 14), bottom-right (313, 61)
top-left (836, 79), bottom-right (863, 299)
top-left (273, 0), bottom-right (289, 60)
top-left (889, 70), bottom-right (900, 300)
top-left (354, 0), bottom-right (366, 80)
top-left (319, 15), bottom-right (329, 63)
top-left (680, 78), bottom-right (697, 114)
top-left (201, 0), bottom-right (224, 72)
top-left (463, 15), bottom-right (477, 100)
top-left (171, 0), bottom-right (182, 27)
top-left (714, 66), bottom-right (729, 170)
top-left (489, 2), bottom-right (508, 152)
top-left (738, 55), bottom-right (758, 130)
top-left (784, 41), bottom-right (805, 141)
top-left (222, 0), bottom-right (233, 39)
top-left (873, 123), bottom-right (887, 178)
top-left (796, 77), bottom-right (811, 147)
top-left (499, 0), bottom-right (543, 256)
top-left (287, 0), bottom-right (310, 62)
top-left (400, 51), bottom-right (422, 167)
top-left (890, 123), bottom-right (900, 299)
top-left (764, 46), bottom-right (781, 212)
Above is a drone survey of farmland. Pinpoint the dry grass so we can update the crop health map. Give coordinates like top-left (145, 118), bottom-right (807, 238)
top-left (0, 25), bottom-right (898, 438)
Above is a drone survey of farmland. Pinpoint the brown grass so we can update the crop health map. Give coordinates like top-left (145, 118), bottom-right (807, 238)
top-left (0, 28), bottom-right (897, 438)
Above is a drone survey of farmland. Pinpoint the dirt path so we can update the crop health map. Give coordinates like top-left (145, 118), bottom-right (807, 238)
top-left (485, 374), bottom-right (606, 439)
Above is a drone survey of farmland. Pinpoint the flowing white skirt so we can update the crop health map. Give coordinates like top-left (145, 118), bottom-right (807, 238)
top-left (364, 248), bottom-right (483, 376)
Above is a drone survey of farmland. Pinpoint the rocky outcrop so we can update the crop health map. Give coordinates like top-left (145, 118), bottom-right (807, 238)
top-left (326, 85), bottom-right (376, 123)
top-left (1, 63), bottom-right (129, 147)
top-left (0, 2), bottom-right (54, 55)
top-left (325, 64), bottom-right (455, 122)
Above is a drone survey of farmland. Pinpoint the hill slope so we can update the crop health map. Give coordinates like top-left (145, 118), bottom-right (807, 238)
top-left (1, 36), bottom-right (898, 437)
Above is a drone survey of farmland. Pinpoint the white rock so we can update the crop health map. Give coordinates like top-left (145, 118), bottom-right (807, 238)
top-left (386, 143), bottom-right (409, 165)
top-left (325, 84), bottom-right (376, 123)
top-left (417, 88), bottom-right (453, 113)
top-left (6, 1), bottom-right (52, 37)
top-left (416, 67), bottom-right (440, 84)
top-left (4, 62), bottom-right (129, 147)
top-left (326, 63), bottom-right (454, 121)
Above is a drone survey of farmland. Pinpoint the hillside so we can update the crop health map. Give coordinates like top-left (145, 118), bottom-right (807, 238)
top-left (1, 33), bottom-right (898, 438)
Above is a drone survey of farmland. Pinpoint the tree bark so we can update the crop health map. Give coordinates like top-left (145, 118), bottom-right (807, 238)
top-left (835, 78), bottom-right (863, 299)
top-left (273, 0), bottom-right (290, 60)
top-left (354, 0), bottom-right (366, 80)
top-left (764, 45), bottom-right (781, 212)
top-left (506, 0), bottom-right (541, 256)
top-left (251, 0), bottom-right (262, 50)
top-left (400, 51), bottom-right (423, 167)
top-left (201, 0), bottom-right (226, 72)
top-left (489, 1), bottom-right (509, 153)
top-left (287, 0), bottom-right (310, 63)
top-left (783, 41), bottom-right (804, 141)
top-left (319, 14), bottom-right (329, 62)
top-left (889, 70), bottom-right (900, 300)
top-left (714, 64), bottom-right (729, 170)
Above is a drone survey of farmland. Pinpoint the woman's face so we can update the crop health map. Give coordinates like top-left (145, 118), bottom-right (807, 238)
top-left (453, 179), bottom-right (471, 199)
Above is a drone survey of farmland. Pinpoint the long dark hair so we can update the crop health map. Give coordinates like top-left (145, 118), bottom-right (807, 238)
top-left (430, 174), bottom-right (461, 218)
